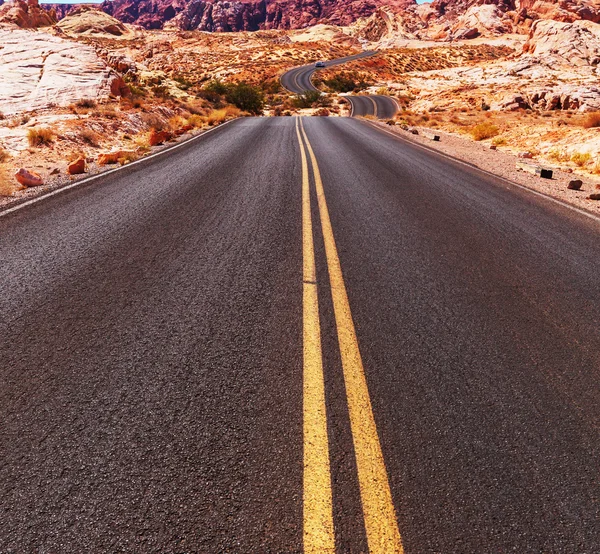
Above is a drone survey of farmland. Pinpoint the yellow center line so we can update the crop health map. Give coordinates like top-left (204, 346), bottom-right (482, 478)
top-left (369, 96), bottom-right (379, 118)
top-left (297, 117), bottom-right (335, 554)
top-left (299, 117), bottom-right (404, 554)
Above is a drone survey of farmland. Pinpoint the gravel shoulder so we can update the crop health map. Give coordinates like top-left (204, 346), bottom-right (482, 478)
top-left (369, 120), bottom-right (600, 217)
top-left (0, 126), bottom-right (224, 213)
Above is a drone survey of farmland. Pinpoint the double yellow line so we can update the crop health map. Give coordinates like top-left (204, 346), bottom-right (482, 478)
top-left (297, 117), bottom-right (404, 554)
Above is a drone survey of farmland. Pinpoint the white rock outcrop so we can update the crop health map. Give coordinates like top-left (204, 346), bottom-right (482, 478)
top-left (0, 28), bottom-right (123, 115)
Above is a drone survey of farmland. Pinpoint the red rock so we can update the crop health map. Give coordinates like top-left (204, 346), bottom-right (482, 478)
top-left (49, 0), bottom-right (413, 31)
top-left (15, 168), bottom-right (44, 187)
top-left (97, 150), bottom-right (135, 165)
top-left (149, 129), bottom-right (172, 146)
top-left (67, 157), bottom-right (86, 175)
top-left (0, 0), bottom-right (56, 28)
top-left (109, 76), bottom-right (130, 98)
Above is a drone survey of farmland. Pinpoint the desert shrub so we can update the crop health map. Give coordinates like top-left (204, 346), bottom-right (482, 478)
top-left (76, 98), bottom-right (97, 109)
top-left (571, 152), bottom-right (592, 167)
top-left (470, 122), bottom-right (499, 141)
top-left (183, 100), bottom-right (206, 115)
top-left (28, 127), bottom-right (55, 147)
top-left (206, 105), bottom-right (241, 125)
top-left (491, 136), bottom-right (507, 146)
top-left (591, 162), bottom-right (600, 175)
top-left (0, 147), bottom-right (10, 163)
top-left (129, 85), bottom-right (147, 98)
top-left (315, 108), bottom-right (330, 116)
top-left (204, 80), bottom-right (229, 96)
top-left (225, 82), bottom-right (265, 115)
top-left (173, 74), bottom-right (194, 91)
top-left (262, 79), bottom-right (282, 95)
top-left (293, 90), bottom-right (322, 109)
top-left (152, 85), bottom-right (172, 99)
top-left (186, 114), bottom-right (204, 128)
top-left (322, 72), bottom-right (368, 93)
top-left (80, 129), bottom-right (100, 147)
top-left (0, 111), bottom-right (5, 120)
top-left (583, 112), bottom-right (600, 129)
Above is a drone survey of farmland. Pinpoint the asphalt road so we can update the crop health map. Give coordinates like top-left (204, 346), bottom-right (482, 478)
top-left (280, 52), bottom-right (398, 119)
top-left (1, 117), bottom-right (599, 553)
top-left (345, 94), bottom-right (399, 120)
top-left (280, 52), bottom-right (376, 94)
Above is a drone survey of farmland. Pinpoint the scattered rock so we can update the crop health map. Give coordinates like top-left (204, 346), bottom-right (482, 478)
top-left (67, 157), bottom-right (86, 175)
top-left (567, 179), bottom-right (583, 190)
top-left (518, 152), bottom-right (534, 159)
top-left (149, 129), bottom-right (172, 146)
top-left (97, 150), bottom-right (135, 165)
top-left (588, 193), bottom-right (600, 200)
top-left (490, 144), bottom-right (497, 150)
top-left (15, 168), bottom-right (43, 187)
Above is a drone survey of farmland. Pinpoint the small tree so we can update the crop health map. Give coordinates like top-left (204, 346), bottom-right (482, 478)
top-left (225, 82), bottom-right (265, 115)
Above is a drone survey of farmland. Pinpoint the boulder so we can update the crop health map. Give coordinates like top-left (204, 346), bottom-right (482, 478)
top-left (568, 179), bottom-right (583, 190)
top-left (149, 129), bottom-right (172, 146)
top-left (15, 168), bottom-right (43, 187)
top-left (67, 157), bottom-right (86, 175)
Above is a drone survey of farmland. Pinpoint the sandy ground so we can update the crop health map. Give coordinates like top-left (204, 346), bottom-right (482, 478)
top-left (0, 126), bottom-right (210, 211)
top-left (368, 119), bottom-right (600, 216)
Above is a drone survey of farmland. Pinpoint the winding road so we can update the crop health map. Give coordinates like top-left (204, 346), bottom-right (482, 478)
top-left (280, 52), bottom-right (399, 119)
top-left (1, 117), bottom-right (599, 552)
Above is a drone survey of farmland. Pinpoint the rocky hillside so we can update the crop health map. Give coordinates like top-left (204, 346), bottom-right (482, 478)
top-left (45, 0), bottom-right (414, 31)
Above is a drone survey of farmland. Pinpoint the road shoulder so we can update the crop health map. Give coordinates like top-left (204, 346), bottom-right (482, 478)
top-left (365, 119), bottom-right (600, 218)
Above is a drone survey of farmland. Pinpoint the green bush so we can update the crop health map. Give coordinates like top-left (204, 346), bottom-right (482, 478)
top-left (225, 82), bottom-right (265, 115)
top-left (321, 72), bottom-right (369, 93)
top-left (199, 80), bottom-right (265, 114)
top-left (293, 90), bottom-right (322, 109)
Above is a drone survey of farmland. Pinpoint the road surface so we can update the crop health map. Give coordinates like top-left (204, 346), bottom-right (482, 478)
top-left (280, 52), bottom-right (375, 94)
top-left (1, 117), bottom-right (599, 553)
top-left (345, 94), bottom-right (399, 119)
top-left (280, 52), bottom-right (398, 119)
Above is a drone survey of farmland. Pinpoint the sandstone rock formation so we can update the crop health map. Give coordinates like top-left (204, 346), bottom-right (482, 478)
top-left (56, 5), bottom-right (135, 38)
top-left (47, 0), bottom-right (417, 32)
top-left (523, 18), bottom-right (600, 65)
top-left (0, 28), bottom-right (129, 115)
top-left (0, 0), bottom-right (55, 28)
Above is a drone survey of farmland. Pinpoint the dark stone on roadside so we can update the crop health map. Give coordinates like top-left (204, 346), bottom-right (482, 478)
top-left (588, 193), bottom-right (600, 200)
top-left (568, 179), bottom-right (583, 190)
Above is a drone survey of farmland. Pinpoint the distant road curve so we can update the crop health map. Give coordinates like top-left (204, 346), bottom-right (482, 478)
top-left (280, 51), bottom-right (399, 119)
top-left (345, 94), bottom-right (399, 120)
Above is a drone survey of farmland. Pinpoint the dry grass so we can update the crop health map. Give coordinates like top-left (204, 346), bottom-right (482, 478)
top-left (80, 129), bottom-right (101, 147)
top-left (571, 152), bottom-right (592, 167)
top-left (186, 114), bottom-right (203, 128)
top-left (118, 151), bottom-right (139, 165)
top-left (491, 136), bottom-right (507, 146)
top-left (28, 127), bottom-right (55, 147)
top-left (0, 165), bottom-right (15, 196)
top-left (0, 147), bottom-right (10, 163)
top-left (205, 106), bottom-right (241, 126)
top-left (583, 112), bottom-right (600, 129)
top-left (470, 122), bottom-right (499, 141)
